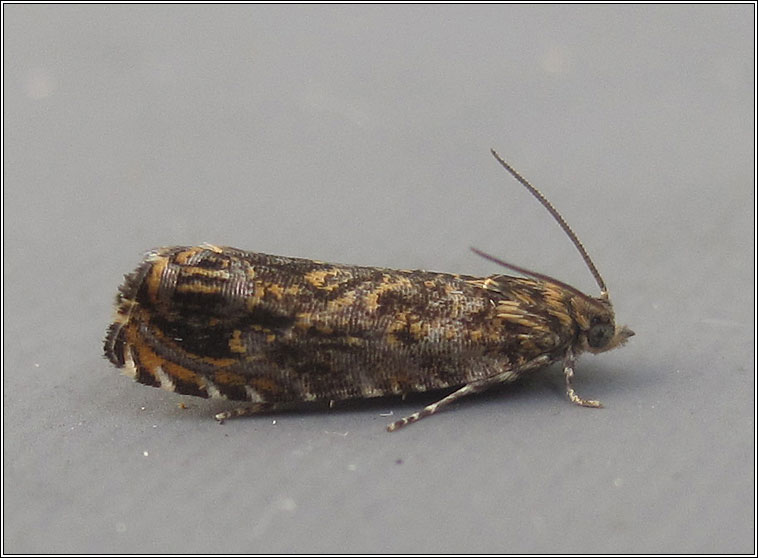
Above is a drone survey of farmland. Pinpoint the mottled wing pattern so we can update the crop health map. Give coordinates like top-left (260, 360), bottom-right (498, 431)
top-left (104, 245), bottom-right (573, 405)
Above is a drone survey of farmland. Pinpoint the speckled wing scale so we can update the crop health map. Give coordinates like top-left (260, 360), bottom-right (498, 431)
top-left (104, 150), bottom-right (634, 431)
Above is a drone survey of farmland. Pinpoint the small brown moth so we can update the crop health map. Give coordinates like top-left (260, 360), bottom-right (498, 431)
top-left (104, 150), bottom-right (633, 431)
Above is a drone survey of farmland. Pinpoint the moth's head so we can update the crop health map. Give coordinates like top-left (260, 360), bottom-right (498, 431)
top-left (571, 294), bottom-right (634, 354)
top-left (482, 149), bottom-right (637, 357)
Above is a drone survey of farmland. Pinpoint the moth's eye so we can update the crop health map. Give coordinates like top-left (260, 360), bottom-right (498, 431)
top-left (587, 323), bottom-right (614, 348)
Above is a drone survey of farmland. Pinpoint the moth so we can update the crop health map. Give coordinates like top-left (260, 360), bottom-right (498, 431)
top-left (104, 150), bottom-right (634, 431)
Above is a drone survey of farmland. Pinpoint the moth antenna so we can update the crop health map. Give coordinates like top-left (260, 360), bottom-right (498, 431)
top-left (490, 149), bottom-right (608, 298)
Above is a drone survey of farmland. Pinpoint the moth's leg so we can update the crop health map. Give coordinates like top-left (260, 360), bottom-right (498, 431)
top-left (563, 349), bottom-right (603, 408)
top-left (215, 403), bottom-right (285, 422)
top-left (386, 381), bottom-right (489, 432)
top-left (387, 355), bottom-right (552, 432)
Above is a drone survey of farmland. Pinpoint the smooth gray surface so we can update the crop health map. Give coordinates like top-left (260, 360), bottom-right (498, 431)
top-left (3, 4), bottom-right (754, 554)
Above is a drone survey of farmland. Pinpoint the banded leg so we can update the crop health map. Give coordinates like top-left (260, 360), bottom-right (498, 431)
top-left (386, 354), bottom-right (552, 432)
top-left (563, 349), bottom-right (602, 408)
top-left (386, 381), bottom-right (489, 432)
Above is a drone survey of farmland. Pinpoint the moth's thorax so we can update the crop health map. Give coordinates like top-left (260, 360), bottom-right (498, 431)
top-left (485, 276), bottom-right (578, 358)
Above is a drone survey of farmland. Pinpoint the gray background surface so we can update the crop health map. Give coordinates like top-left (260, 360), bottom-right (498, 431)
top-left (3, 4), bottom-right (754, 554)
